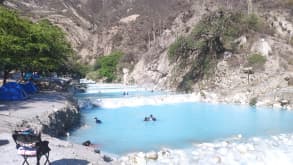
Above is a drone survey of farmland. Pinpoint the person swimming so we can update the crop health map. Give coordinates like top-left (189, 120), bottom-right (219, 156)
top-left (150, 114), bottom-right (156, 121)
top-left (144, 117), bottom-right (150, 121)
top-left (94, 117), bottom-right (102, 124)
top-left (144, 114), bottom-right (156, 122)
top-left (123, 91), bottom-right (129, 96)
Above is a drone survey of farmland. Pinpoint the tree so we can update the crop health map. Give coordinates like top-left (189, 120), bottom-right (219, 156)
top-left (25, 20), bottom-right (72, 72)
top-left (0, 7), bottom-right (73, 84)
top-left (0, 7), bottom-right (30, 84)
top-left (91, 51), bottom-right (123, 82)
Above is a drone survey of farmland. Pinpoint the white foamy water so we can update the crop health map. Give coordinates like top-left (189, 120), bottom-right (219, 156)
top-left (95, 93), bottom-right (201, 108)
top-left (86, 83), bottom-right (140, 89)
top-left (85, 88), bottom-right (146, 94)
top-left (119, 134), bottom-right (293, 165)
top-left (85, 83), bottom-right (148, 94)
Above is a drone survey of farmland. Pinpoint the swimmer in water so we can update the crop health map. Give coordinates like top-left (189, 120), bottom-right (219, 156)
top-left (94, 117), bottom-right (102, 124)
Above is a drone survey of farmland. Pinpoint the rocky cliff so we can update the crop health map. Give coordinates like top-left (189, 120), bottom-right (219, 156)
top-left (3, 0), bottom-right (293, 108)
top-left (16, 97), bottom-right (80, 137)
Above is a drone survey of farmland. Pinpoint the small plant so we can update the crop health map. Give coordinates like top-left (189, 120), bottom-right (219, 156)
top-left (249, 97), bottom-right (258, 106)
top-left (247, 53), bottom-right (267, 70)
top-left (242, 14), bottom-right (262, 31)
top-left (168, 37), bottom-right (182, 61)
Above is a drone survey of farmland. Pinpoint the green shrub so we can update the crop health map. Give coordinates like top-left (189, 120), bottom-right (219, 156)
top-left (168, 10), bottom-right (265, 64)
top-left (242, 13), bottom-right (266, 33)
top-left (247, 53), bottom-right (267, 69)
top-left (168, 37), bottom-right (190, 61)
top-left (249, 97), bottom-right (258, 106)
top-left (94, 51), bottom-right (123, 82)
top-left (169, 11), bottom-right (269, 62)
top-left (71, 63), bottom-right (92, 78)
top-left (177, 79), bottom-right (194, 93)
top-left (86, 70), bottom-right (101, 81)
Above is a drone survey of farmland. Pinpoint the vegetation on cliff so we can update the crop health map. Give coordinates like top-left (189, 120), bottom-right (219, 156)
top-left (168, 10), bottom-right (268, 92)
top-left (246, 53), bottom-right (267, 71)
top-left (87, 51), bottom-right (123, 82)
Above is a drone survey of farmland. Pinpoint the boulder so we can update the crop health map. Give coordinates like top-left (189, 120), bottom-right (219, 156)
top-left (234, 35), bottom-right (247, 48)
top-left (94, 149), bottom-right (100, 154)
top-left (280, 99), bottom-right (289, 107)
top-left (285, 77), bottom-right (293, 86)
top-left (128, 152), bottom-right (146, 165)
top-left (145, 151), bottom-right (158, 160)
top-left (158, 149), bottom-right (171, 158)
top-left (250, 38), bottom-right (272, 57)
top-left (103, 155), bottom-right (113, 162)
top-left (82, 140), bottom-right (91, 146)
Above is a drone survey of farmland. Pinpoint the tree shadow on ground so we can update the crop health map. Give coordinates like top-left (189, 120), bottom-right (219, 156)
top-left (0, 91), bottom-right (68, 112)
top-left (51, 159), bottom-right (90, 165)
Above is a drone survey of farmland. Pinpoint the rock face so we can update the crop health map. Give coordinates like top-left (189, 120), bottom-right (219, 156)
top-left (4, 0), bottom-right (190, 65)
top-left (251, 38), bottom-right (272, 57)
top-left (17, 99), bottom-right (81, 137)
top-left (42, 101), bottom-right (80, 137)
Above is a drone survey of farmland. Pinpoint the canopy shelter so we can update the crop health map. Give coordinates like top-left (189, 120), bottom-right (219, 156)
top-left (0, 82), bottom-right (28, 101)
top-left (20, 82), bottom-right (38, 94)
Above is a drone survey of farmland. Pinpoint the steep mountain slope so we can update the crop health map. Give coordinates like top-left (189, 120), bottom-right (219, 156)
top-left (4, 0), bottom-right (191, 64)
top-left (3, 0), bottom-right (293, 108)
top-left (130, 0), bottom-right (293, 109)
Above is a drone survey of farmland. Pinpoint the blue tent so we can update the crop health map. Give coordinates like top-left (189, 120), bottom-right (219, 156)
top-left (0, 82), bottom-right (28, 101)
top-left (20, 82), bottom-right (38, 94)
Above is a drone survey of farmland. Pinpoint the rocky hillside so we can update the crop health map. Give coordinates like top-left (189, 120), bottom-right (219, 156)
top-left (3, 0), bottom-right (293, 108)
top-left (3, 0), bottom-right (191, 64)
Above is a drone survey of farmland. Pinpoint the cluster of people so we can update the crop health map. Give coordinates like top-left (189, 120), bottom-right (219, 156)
top-left (144, 114), bottom-right (156, 121)
top-left (123, 91), bottom-right (129, 96)
top-left (94, 114), bottom-right (157, 124)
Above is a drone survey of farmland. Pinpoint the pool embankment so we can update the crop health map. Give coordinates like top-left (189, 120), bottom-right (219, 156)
top-left (0, 91), bottom-right (116, 165)
top-left (0, 91), bottom-right (80, 136)
top-left (41, 96), bottom-right (81, 137)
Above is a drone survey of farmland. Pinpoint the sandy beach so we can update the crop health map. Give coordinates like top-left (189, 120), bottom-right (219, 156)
top-left (0, 91), bottom-right (115, 165)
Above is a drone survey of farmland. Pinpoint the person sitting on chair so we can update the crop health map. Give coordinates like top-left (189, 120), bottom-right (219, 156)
top-left (94, 117), bottom-right (102, 124)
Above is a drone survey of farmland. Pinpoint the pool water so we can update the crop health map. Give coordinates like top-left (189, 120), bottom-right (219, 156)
top-left (68, 97), bottom-right (293, 155)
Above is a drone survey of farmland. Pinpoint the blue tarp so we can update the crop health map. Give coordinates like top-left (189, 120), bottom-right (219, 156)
top-left (0, 82), bottom-right (28, 101)
top-left (20, 82), bottom-right (38, 94)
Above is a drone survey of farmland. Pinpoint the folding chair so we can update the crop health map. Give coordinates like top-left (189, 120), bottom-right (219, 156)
top-left (12, 129), bottom-right (51, 165)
